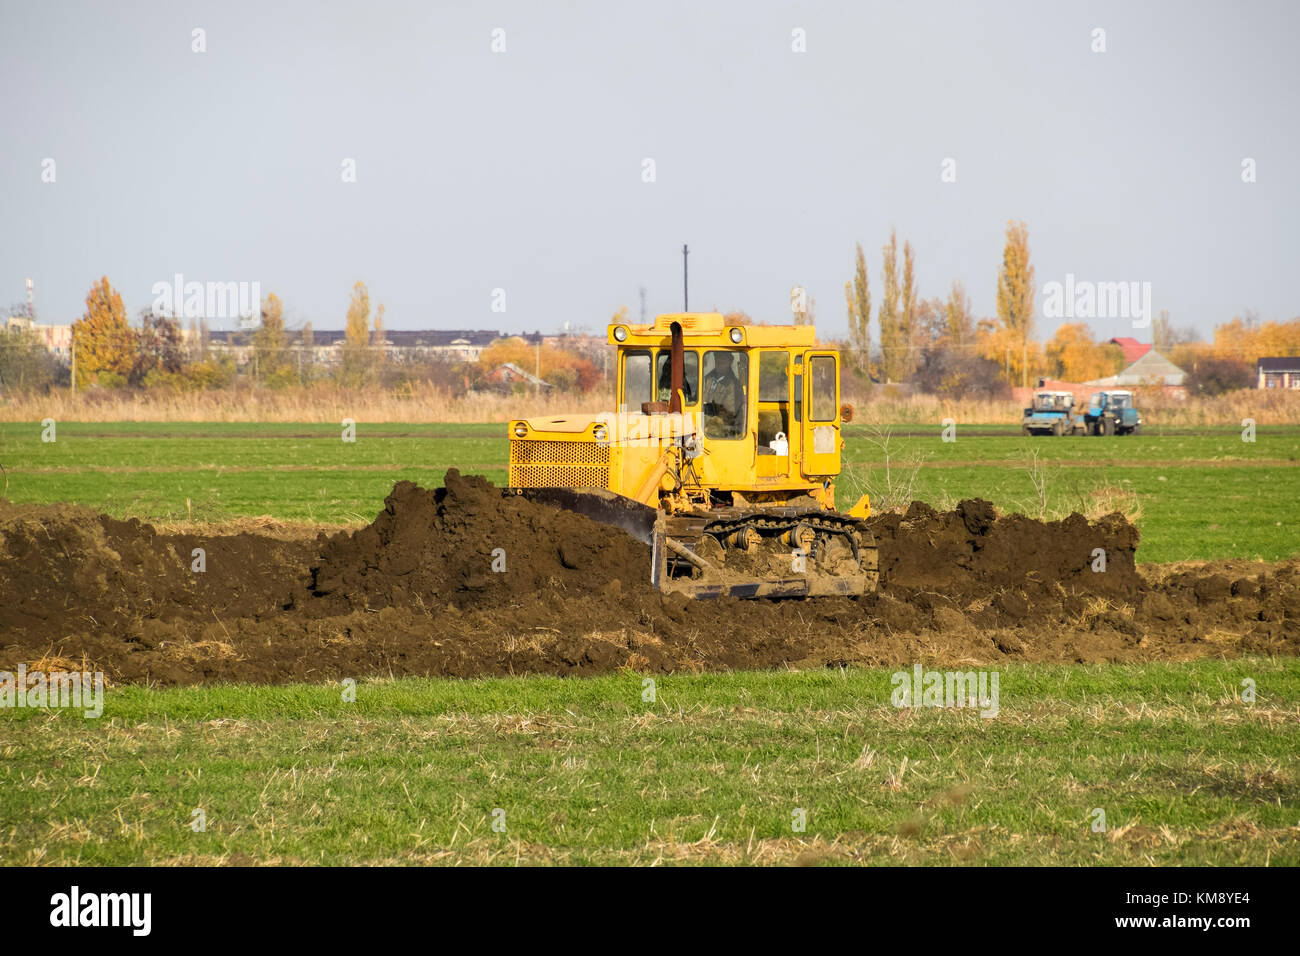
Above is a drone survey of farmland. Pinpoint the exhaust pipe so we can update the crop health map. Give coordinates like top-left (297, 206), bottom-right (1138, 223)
top-left (668, 320), bottom-right (684, 414)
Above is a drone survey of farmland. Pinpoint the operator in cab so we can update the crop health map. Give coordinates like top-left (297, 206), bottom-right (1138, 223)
top-left (702, 351), bottom-right (745, 438)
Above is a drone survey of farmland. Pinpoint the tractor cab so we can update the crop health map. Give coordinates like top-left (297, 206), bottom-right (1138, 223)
top-left (1084, 390), bottom-right (1142, 435)
top-left (1031, 391), bottom-right (1074, 413)
top-left (1022, 390), bottom-right (1079, 435)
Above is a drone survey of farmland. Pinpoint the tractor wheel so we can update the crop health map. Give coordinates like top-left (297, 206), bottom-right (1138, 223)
top-left (1103, 418), bottom-right (1115, 436)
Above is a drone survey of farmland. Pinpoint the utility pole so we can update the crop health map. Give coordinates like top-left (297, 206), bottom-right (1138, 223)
top-left (639, 286), bottom-right (647, 323)
top-left (682, 244), bottom-right (689, 311)
top-left (535, 332), bottom-right (541, 395)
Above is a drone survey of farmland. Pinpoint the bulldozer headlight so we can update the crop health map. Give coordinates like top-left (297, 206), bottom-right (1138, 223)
top-left (729, 327), bottom-right (743, 344)
top-left (613, 325), bottom-right (628, 342)
top-left (593, 424), bottom-right (608, 441)
top-left (513, 423), bottom-right (528, 438)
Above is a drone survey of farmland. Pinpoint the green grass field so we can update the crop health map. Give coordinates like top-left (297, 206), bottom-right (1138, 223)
top-left (3, 421), bottom-right (1297, 866)
top-left (1, 421), bottom-right (1297, 562)
top-left (2, 661), bottom-right (1296, 865)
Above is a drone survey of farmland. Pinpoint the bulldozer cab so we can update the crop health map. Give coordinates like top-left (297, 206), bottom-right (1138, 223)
top-left (507, 311), bottom-right (875, 600)
top-left (613, 314), bottom-right (842, 492)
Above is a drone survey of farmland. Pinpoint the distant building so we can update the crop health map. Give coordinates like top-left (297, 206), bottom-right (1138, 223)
top-left (1108, 337), bottom-right (1152, 365)
top-left (1257, 356), bottom-right (1300, 389)
top-left (205, 328), bottom-right (502, 365)
top-left (1086, 348), bottom-right (1186, 388)
top-left (17, 317), bottom-right (532, 369)
top-left (379, 329), bottom-right (500, 362)
top-left (5, 316), bottom-right (72, 360)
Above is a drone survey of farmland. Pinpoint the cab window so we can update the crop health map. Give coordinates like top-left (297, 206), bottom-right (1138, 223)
top-left (654, 350), bottom-right (699, 405)
top-left (809, 355), bottom-right (837, 422)
top-left (757, 351), bottom-right (790, 451)
top-left (701, 350), bottom-right (748, 439)
top-left (622, 350), bottom-right (652, 410)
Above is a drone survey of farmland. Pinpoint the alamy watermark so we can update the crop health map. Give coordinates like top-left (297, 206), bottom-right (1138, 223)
top-left (1041, 274), bottom-right (1152, 328)
top-left (0, 665), bottom-right (104, 718)
top-left (50, 886), bottom-right (150, 936)
top-left (891, 664), bottom-right (999, 718)
top-left (151, 273), bottom-right (260, 323)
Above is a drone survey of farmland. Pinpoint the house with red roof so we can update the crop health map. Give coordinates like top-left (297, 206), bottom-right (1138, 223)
top-left (1108, 337), bottom-right (1152, 365)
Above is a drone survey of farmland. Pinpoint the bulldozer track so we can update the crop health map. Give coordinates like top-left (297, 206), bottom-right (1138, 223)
top-left (662, 509), bottom-right (880, 589)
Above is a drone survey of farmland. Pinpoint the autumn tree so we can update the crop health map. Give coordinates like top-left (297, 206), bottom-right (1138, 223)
top-left (945, 281), bottom-right (974, 347)
top-left (72, 277), bottom-right (135, 387)
top-left (1148, 309), bottom-right (1201, 357)
top-left (371, 303), bottom-right (387, 363)
top-left (844, 242), bottom-right (871, 377)
top-left (1212, 315), bottom-right (1300, 361)
top-left (477, 339), bottom-right (600, 392)
top-left (1186, 357), bottom-right (1255, 395)
top-left (914, 298), bottom-right (947, 345)
top-left (900, 240), bottom-right (917, 376)
top-left (994, 220), bottom-right (1035, 386)
top-left (912, 347), bottom-right (1010, 399)
top-left (252, 293), bottom-right (296, 387)
top-left (132, 309), bottom-right (185, 385)
top-left (877, 231), bottom-right (917, 382)
top-left (1152, 310), bottom-right (1174, 353)
top-left (299, 321), bottom-right (316, 385)
top-left (341, 281), bottom-right (373, 386)
top-left (1044, 322), bottom-right (1125, 382)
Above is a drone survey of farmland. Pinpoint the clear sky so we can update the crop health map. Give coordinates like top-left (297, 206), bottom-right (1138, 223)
top-left (2, 0), bottom-right (1296, 342)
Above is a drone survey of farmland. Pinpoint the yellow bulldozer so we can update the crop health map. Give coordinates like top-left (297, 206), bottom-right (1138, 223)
top-left (507, 312), bottom-right (878, 599)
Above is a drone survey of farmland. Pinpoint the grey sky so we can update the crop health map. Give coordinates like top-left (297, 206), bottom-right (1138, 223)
top-left (2, 0), bottom-right (1296, 343)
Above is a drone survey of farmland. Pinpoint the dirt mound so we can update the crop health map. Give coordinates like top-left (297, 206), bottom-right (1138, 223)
top-left (0, 500), bottom-right (311, 635)
top-left (1, 472), bottom-right (1296, 685)
top-left (301, 472), bottom-right (650, 614)
top-left (873, 498), bottom-right (1140, 601)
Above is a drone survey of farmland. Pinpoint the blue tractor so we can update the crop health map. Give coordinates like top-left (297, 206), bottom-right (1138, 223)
top-left (1083, 390), bottom-right (1142, 436)
top-left (1022, 390), bottom-right (1082, 436)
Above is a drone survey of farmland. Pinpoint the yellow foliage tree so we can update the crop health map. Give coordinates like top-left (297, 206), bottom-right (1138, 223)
top-left (341, 281), bottom-right (372, 386)
top-left (845, 242), bottom-right (872, 375)
top-left (877, 231), bottom-right (917, 382)
top-left (253, 293), bottom-right (290, 383)
top-left (477, 338), bottom-right (601, 392)
top-left (1044, 322), bottom-right (1125, 382)
top-left (72, 277), bottom-right (135, 387)
top-left (944, 281), bottom-right (974, 347)
top-left (1212, 316), bottom-right (1300, 361)
top-left (995, 220), bottom-right (1035, 386)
